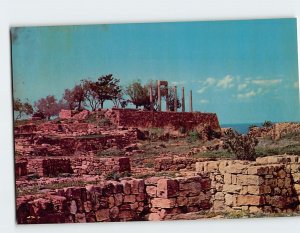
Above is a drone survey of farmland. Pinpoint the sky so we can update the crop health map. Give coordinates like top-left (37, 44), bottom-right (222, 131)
top-left (11, 18), bottom-right (300, 124)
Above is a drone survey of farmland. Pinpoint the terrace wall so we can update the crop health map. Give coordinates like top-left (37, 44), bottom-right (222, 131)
top-left (106, 108), bottom-right (221, 133)
top-left (16, 155), bottom-right (300, 223)
top-left (195, 155), bottom-right (300, 213)
top-left (27, 157), bottom-right (131, 177)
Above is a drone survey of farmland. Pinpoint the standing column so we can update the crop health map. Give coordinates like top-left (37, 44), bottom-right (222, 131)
top-left (181, 87), bottom-right (185, 112)
top-left (165, 87), bottom-right (169, 111)
top-left (157, 80), bottom-right (161, 111)
top-left (174, 86), bottom-right (177, 112)
top-left (189, 90), bottom-right (193, 112)
top-left (149, 83), bottom-right (153, 111)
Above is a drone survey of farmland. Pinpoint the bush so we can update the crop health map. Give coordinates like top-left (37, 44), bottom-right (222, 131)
top-left (148, 128), bottom-right (165, 141)
top-left (224, 129), bottom-right (258, 161)
top-left (263, 120), bottom-right (273, 128)
top-left (187, 130), bottom-right (200, 143)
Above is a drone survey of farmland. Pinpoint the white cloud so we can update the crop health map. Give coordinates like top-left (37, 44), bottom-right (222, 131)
top-left (197, 87), bottom-right (207, 94)
top-left (217, 75), bottom-right (234, 89)
top-left (238, 83), bottom-right (247, 91)
top-left (204, 77), bottom-right (216, 86)
top-left (237, 90), bottom-right (256, 99)
top-left (200, 99), bottom-right (209, 104)
top-left (252, 79), bottom-right (282, 86)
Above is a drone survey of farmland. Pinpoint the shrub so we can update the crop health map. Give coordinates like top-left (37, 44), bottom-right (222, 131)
top-left (224, 129), bottom-right (258, 161)
top-left (148, 128), bottom-right (165, 141)
top-left (263, 120), bottom-right (273, 128)
top-left (187, 130), bottom-right (200, 143)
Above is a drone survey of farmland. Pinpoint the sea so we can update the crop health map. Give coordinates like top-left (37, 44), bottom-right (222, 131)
top-left (221, 123), bottom-right (264, 134)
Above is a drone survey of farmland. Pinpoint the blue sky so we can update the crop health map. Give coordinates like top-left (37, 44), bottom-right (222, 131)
top-left (11, 18), bottom-right (299, 124)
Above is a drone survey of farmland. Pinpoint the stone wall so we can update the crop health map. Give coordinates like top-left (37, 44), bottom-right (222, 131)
top-left (27, 159), bottom-right (73, 177)
top-left (145, 175), bottom-right (212, 220)
top-left (15, 159), bottom-right (28, 178)
top-left (16, 155), bottom-right (300, 223)
top-left (27, 157), bottom-right (131, 177)
top-left (71, 157), bottom-right (130, 175)
top-left (106, 108), bottom-right (221, 133)
top-left (16, 179), bottom-right (146, 223)
top-left (195, 155), bottom-right (300, 213)
top-left (154, 156), bottom-right (206, 172)
top-left (16, 175), bottom-right (212, 224)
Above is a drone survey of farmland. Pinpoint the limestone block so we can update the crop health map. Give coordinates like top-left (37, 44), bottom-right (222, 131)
top-left (146, 186), bottom-right (157, 197)
top-left (223, 184), bottom-right (242, 194)
top-left (151, 198), bottom-right (176, 208)
top-left (225, 194), bottom-right (237, 206)
top-left (237, 175), bottom-right (264, 186)
top-left (224, 173), bottom-right (231, 184)
top-left (247, 186), bottom-right (260, 195)
top-left (225, 162), bottom-right (247, 174)
top-left (247, 166), bottom-right (269, 175)
top-left (214, 192), bottom-right (224, 200)
top-left (148, 212), bottom-right (161, 221)
top-left (237, 195), bottom-right (264, 206)
top-left (157, 179), bottom-right (179, 198)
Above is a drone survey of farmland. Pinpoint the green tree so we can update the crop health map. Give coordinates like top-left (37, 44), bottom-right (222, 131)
top-left (224, 129), bottom-right (258, 161)
top-left (13, 98), bottom-right (33, 120)
top-left (82, 74), bottom-right (122, 110)
top-left (263, 120), bottom-right (273, 128)
top-left (126, 80), bottom-right (150, 109)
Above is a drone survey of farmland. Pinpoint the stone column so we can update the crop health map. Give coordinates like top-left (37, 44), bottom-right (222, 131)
top-left (174, 86), bottom-right (177, 112)
top-left (181, 87), bottom-right (185, 112)
top-left (149, 83), bottom-right (153, 111)
top-left (165, 87), bottom-right (169, 111)
top-left (189, 90), bottom-right (193, 112)
top-left (157, 80), bottom-right (161, 111)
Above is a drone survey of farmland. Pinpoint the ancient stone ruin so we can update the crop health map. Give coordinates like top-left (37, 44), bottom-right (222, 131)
top-left (14, 94), bottom-right (300, 223)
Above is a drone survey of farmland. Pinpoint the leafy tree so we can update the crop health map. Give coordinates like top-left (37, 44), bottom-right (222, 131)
top-left (82, 74), bottom-right (122, 110)
top-left (13, 98), bottom-right (33, 120)
top-left (63, 84), bottom-right (85, 110)
top-left (126, 80), bottom-right (150, 109)
top-left (263, 120), bottom-right (273, 128)
top-left (34, 95), bottom-right (62, 120)
top-left (223, 129), bottom-right (258, 161)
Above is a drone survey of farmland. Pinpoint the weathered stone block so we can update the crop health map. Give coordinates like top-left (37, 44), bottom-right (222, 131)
top-left (237, 195), bottom-right (264, 206)
top-left (146, 186), bottom-right (157, 197)
top-left (223, 184), bottom-right (242, 194)
top-left (157, 179), bottom-right (179, 198)
top-left (124, 195), bottom-right (136, 203)
top-left (95, 209), bottom-right (110, 221)
top-left (247, 166), bottom-right (269, 175)
top-left (151, 198), bottom-right (176, 208)
top-left (225, 194), bottom-right (237, 206)
top-left (224, 173), bottom-right (231, 184)
top-left (237, 175), bottom-right (264, 186)
top-left (130, 179), bottom-right (145, 194)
